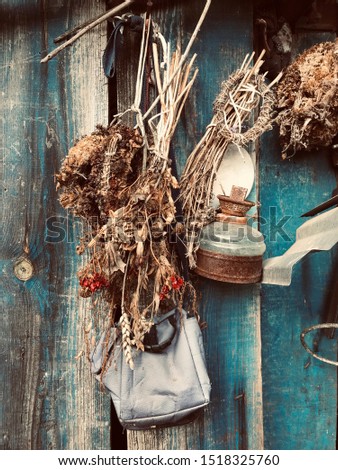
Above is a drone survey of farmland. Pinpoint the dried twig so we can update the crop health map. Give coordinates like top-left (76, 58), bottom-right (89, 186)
top-left (41, 0), bottom-right (135, 63)
top-left (54, 11), bottom-right (111, 44)
top-left (142, 0), bottom-right (212, 120)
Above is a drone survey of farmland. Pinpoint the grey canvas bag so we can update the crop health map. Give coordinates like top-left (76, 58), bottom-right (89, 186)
top-left (91, 308), bottom-right (211, 430)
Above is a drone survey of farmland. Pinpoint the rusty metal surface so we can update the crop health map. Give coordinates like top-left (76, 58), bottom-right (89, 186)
top-left (195, 248), bottom-right (263, 284)
top-left (218, 186), bottom-right (255, 217)
top-left (218, 195), bottom-right (255, 217)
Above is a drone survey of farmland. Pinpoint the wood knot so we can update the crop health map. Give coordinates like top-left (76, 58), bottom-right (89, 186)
top-left (13, 257), bottom-right (34, 281)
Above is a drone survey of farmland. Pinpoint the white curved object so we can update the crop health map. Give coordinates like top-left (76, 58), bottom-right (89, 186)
top-left (211, 144), bottom-right (255, 208)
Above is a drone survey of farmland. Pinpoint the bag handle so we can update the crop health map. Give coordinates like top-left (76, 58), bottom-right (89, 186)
top-left (143, 313), bottom-right (177, 353)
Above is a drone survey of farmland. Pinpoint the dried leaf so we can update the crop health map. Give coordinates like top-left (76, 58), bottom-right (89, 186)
top-left (171, 175), bottom-right (179, 188)
top-left (115, 252), bottom-right (127, 273)
top-left (136, 242), bottom-right (144, 258)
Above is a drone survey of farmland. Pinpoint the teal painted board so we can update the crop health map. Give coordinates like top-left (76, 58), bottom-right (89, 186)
top-left (260, 33), bottom-right (338, 450)
top-left (128, 0), bottom-right (263, 450)
top-left (190, 0), bottom-right (263, 450)
top-left (198, 282), bottom-right (263, 449)
top-left (0, 1), bottom-right (111, 449)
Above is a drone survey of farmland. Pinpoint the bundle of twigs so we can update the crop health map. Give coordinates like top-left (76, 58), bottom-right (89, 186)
top-left (180, 52), bottom-right (281, 268)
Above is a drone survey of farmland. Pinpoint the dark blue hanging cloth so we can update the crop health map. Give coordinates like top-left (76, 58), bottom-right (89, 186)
top-left (102, 15), bottom-right (144, 78)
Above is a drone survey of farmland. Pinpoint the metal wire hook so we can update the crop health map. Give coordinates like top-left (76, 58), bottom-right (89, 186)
top-left (300, 323), bottom-right (338, 367)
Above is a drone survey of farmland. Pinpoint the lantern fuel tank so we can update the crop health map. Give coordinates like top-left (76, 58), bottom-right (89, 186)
top-left (194, 186), bottom-right (266, 284)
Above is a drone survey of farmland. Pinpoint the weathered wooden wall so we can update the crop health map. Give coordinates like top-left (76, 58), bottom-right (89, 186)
top-left (259, 32), bottom-right (338, 450)
top-left (1, 0), bottom-right (337, 451)
top-left (0, 0), bottom-right (110, 450)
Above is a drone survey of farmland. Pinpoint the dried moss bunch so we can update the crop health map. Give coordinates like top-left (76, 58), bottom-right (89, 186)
top-left (276, 40), bottom-right (338, 159)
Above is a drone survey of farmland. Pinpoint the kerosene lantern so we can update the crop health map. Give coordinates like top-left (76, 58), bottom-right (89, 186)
top-left (194, 185), bottom-right (266, 284)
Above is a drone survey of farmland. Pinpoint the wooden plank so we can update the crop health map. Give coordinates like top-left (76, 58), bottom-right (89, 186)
top-left (183, 1), bottom-right (263, 449)
top-left (259, 32), bottom-right (337, 450)
top-left (123, 0), bottom-right (264, 450)
top-left (0, 0), bottom-right (110, 449)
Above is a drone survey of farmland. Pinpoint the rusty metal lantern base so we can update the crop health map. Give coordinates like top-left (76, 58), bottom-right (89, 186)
top-left (194, 248), bottom-right (263, 284)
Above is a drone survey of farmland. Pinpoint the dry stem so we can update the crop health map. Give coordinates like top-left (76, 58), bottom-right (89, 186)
top-left (41, 0), bottom-right (135, 63)
top-left (142, 0), bottom-right (212, 121)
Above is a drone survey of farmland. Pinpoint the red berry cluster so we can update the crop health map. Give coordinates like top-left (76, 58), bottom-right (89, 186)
top-left (160, 275), bottom-right (184, 301)
top-left (79, 272), bottom-right (109, 293)
top-left (170, 275), bottom-right (184, 290)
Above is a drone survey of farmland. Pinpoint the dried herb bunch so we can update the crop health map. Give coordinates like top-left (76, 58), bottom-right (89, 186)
top-left (276, 40), bottom-right (338, 159)
top-left (56, 124), bottom-right (143, 223)
top-left (180, 52), bottom-right (281, 268)
top-left (56, 14), bottom-right (203, 368)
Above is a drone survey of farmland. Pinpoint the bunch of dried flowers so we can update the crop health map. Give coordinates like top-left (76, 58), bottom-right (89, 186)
top-left (56, 4), bottom-right (211, 367)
